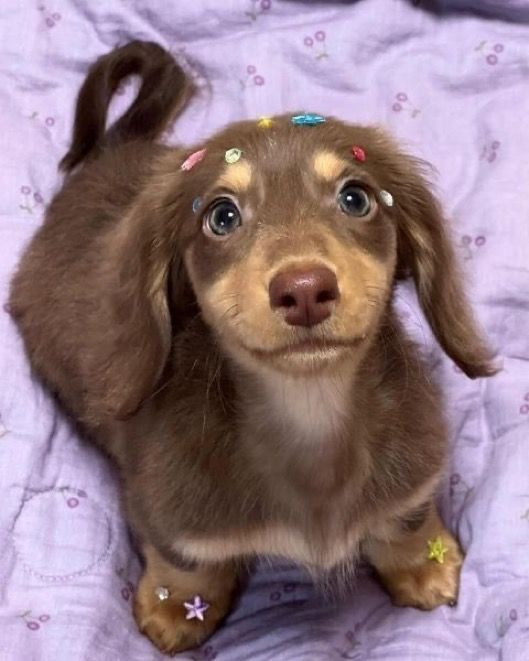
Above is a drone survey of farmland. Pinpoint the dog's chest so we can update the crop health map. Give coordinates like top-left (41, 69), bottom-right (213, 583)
top-left (174, 373), bottom-right (365, 570)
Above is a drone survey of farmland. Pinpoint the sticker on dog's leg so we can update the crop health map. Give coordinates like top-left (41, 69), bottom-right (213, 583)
top-left (379, 190), bottom-right (394, 207)
top-left (225, 148), bottom-right (243, 164)
top-left (258, 116), bottom-right (274, 128)
top-left (351, 145), bottom-right (366, 162)
top-left (181, 149), bottom-right (207, 171)
top-left (291, 113), bottom-right (326, 126)
top-left (192, 197), bottom-right (203, 214)
top-left (183, 595), bottom-right (210, 621)
top-left (427, 536), bottom-right (449, 564)
top-left (154, 586), bottom-right (171, 601)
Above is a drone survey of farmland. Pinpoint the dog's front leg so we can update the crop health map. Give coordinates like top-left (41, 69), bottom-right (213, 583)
top-left (363, 503), bottom-right (464, 610)
top-left (133, 543), bottom-right (238, 654)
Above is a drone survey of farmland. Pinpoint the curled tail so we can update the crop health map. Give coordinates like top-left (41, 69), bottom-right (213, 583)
top-left (60, 40), bottom-right (191, 172)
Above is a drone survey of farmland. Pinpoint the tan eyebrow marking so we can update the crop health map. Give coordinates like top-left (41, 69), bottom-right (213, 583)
top-left (215, 161), bottom-right (253, 192)
top-left (313, 150), bottom-right (350, 181)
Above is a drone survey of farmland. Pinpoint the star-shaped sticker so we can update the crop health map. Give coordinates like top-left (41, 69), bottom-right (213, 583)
top-left (183, 595), bottom-right (210, 621)
top-left (258, 116), bottom-right (274, 128)
top-left (427, 536), bottom-right (449, 564)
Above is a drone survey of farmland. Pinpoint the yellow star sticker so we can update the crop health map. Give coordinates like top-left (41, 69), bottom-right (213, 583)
top-left (258, 116), bottom-right (274, 128)
top-left (427, 536), bottom-right (449, 564)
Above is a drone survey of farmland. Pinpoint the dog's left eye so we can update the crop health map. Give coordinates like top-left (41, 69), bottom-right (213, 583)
top-left (205, 199), bottom-right (242, 237)
top-left (337, 183), bottom-right (371, 217)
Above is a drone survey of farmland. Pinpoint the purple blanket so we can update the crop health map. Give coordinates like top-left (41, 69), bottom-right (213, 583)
top-left (1, 1), bottom-right (528, 659)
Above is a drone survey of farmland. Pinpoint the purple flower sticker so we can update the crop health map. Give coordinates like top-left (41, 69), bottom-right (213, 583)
top-left (184, 595), bottom-right (210, 621)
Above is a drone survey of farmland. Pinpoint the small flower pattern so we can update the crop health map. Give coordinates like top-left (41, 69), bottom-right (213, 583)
top-left (475, 41), bottom-right (505, 65)
top-left (115, 567), bottom-right (135, 602)
top-left (245, 0), bottom-right (272, 21)
top-left (19, 611), bottom-right (51, 631)
top-left (480, 140), bottom-right (501, 162)
top-left (519, 392), bottom-right (529, 415)
top-left (58, 486), bottom-right (88, 509)
top-left (239, 65), bottom-right (266, 89)
top-left (339, 626), bottom-right (362, 659)
top-left (303, 30), bottom-right (328, 60)
top-left (38, 5), bottom-right (61, 28)
top-left (449, 472), bottom-right (472, 500)
top-left (460, 234), bottom-right (487, 260)
top-left (392, 92), bottom-right (420, 118)
top-left (19, 186), bottom-right (44, 215)
top-left (496, 608), bottom-right (518, 637)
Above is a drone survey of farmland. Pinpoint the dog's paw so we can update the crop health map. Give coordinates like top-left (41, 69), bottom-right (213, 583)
top-left (133, 573), bottom-right (233, 655)
top-left (380, 533), bottom-right (463, 610)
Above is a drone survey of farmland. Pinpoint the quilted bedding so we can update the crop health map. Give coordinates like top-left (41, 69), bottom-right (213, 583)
top-left (1, 1), bottom-right (528, 659)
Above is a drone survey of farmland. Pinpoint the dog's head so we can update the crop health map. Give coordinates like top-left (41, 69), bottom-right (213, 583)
top-left (97, 116), bottom-right (496, 417)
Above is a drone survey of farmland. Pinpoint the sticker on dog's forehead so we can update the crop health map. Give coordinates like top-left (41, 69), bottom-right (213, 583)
top-left (215, 161), bottom-right (253, 192)
top-left (313, 151), bottom-right (350, 182)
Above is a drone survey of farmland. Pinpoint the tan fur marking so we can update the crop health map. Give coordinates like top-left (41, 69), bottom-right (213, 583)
top-left (313, 150), bottom-right (349, 181)
top-left (175, 524), bottom-right (362, 571)
top-left (215, 161), bottom-right (252, 192)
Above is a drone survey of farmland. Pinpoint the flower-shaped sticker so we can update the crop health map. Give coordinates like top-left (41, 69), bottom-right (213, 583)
top-left (184, 595), bottom-right (210, 621)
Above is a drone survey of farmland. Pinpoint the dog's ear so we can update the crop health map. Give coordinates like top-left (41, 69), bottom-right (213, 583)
top-left (388, 155), bottom-right (497, 378)
top-left (85, 191), bottom-right (178, 420)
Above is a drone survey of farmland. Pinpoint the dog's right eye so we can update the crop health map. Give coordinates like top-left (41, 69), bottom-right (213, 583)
top-left (204, 199), bottom-right (242, 237)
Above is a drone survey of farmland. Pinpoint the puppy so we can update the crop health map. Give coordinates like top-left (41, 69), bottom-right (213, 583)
top-left (9, 41), bottom-right (497, 654)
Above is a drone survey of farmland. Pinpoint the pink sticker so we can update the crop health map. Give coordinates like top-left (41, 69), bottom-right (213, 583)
top-left (351, 145), bottom-right (366, 162)
top-left (181, 148), bottom-right (207, 171)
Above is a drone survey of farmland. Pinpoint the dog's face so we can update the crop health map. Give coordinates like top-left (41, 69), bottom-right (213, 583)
top-left (84, 115), bottom-right (494, 418)
top-left (176, 118), bottom-right (399, 375)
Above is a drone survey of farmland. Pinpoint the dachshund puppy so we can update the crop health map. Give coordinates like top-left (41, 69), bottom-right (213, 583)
top-left (10, 41), bottom-right (496, 654)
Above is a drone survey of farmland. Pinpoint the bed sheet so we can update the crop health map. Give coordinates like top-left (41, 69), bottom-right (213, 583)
top-left (1, 1), bottom-right (529, 659)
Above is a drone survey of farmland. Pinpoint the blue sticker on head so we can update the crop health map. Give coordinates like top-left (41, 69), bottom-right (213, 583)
top-left (192, 197), bottom-right (202, 214)
top-left (291, 113), bottom-right (326, 126)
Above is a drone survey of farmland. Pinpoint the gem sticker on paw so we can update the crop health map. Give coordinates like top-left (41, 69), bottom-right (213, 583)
top-left (154, 586), bottom-right (170, 601)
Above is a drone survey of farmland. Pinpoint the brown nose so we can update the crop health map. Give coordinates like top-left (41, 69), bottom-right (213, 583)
top-left (269, 267), bottom-right (339, 327)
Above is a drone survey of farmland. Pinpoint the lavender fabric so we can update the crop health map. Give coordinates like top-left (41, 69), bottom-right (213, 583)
top-left (1, 1), bottom-right (528, 659)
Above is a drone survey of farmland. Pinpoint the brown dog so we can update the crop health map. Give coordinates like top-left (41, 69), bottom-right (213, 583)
top-left (9, 41), bottom-right (496, 654)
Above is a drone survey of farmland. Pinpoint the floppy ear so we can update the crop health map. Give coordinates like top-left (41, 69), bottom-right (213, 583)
top-left (84, 193), bottom-right (176, 421)
top-left (390, 157), bottom-right (497, 378)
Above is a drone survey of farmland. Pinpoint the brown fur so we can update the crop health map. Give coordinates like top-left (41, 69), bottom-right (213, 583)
top-left (9, 42), bottom-right (497, 653)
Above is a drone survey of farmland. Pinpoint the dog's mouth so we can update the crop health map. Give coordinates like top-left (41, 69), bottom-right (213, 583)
top-left (244, 336), bottom-right (363, 360)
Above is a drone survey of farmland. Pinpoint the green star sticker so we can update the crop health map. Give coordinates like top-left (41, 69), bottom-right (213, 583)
top-left (427, 536), bottom-right (449, 564)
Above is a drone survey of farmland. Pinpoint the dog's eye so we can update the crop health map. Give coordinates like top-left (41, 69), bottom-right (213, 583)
top-left (337, 184), bottom-right (371, 217)
top-left (205, 199), bottom-right (242, 237)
